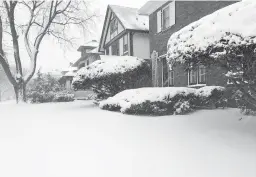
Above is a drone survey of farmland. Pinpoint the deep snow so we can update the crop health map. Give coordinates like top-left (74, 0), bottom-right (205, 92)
top-left (0, 100), bottom-right (255, 177)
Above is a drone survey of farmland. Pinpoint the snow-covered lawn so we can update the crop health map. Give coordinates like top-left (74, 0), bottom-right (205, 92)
top-left (0, 100), bottom-right (255, 177)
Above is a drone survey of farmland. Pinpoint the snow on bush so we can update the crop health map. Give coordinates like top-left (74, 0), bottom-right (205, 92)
top-left (167, 0), bottom-right (256, 63)
top-left (72, 56), bottom-right (151, 100)
top-left (27, 72), bottom-right (74, 103)
top-left (167, 0), bottom-right (256, 112)
top-left (99, 86), bottom-right (225, 115)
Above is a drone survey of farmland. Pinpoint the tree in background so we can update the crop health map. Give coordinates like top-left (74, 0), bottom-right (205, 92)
top-left (0, 65), bottom-right (13, 101)
top-left (0, 1), bottom-right (96, 103)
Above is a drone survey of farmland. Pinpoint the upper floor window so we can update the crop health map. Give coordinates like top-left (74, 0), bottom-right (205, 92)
top-left (123, 34), bottom-right (128, 55)
top-left (157, 1), bottom-right (175, 33)
top-left (188, 65), bottom-right (206, 85)
top-left (110, 18), bottom-right (118, 34)
top-left (162, 6), bottom-right (170, 30)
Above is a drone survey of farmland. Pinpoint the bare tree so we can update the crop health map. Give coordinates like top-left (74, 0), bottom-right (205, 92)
top-left (0, 0), bottom-right (96, 103)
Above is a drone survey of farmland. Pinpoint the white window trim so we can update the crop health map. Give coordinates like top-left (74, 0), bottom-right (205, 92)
top-left (187, 65), bottom-right (206, 86)
top-left (157, 1), bottom-right (175, 33)
top-left (162, 5), bottom-right (169, 30)
top-left (123, 34), bottom-right (128, 55)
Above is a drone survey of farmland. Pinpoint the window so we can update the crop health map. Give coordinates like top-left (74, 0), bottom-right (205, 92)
top-left (188, 65), bottom-right (206, 85)
top-left (110, 18), bottom-right (118, 34)
top-left (157, 1), bottom-right (175, 33)
top-left (169, 70), bottom-right (174, 86)
top-left (198, 65), bottom-right (206, 83)
top-left (162, 6), bottom-right (170, 30)
top-left (123, 34), bottom-right (128, 55)
top-left (189, 69), bottom-right (197, 85)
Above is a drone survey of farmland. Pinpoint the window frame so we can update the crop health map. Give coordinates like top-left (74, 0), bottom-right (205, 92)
top-left (198, 65), bottom-right (206, 84)
top-left (188, 65), bottom-right (206, 86)
top-left (110, 18), bottom-right (118, 35)
top-left (123, 34), bottom-right (128, 55)
top-left (169, 70), bottom-right (174, 86)
top-left (162, 5), bottom-right (170, 30)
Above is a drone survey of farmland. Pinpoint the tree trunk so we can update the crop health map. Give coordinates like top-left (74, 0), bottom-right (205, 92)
top-left (13, 82), bottom-right (27, 103)
top-left (14, 86), bottom-right (19, 103)
top-left (22, 83), bottom-right (27, 102)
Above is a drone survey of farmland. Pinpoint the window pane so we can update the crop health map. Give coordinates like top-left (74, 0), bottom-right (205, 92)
top-left (123, 34), bottom-right (128, 53)
top-left (199, 66), bottom-right (206, 83)
top-left (163, 7), bottom-right (169, 29)
top-left (189, 70), bottom-right (197, 84)
top-left (110, 19), bottom-right (118, 34)
top-left (169, 70), bottom-right (174, 86)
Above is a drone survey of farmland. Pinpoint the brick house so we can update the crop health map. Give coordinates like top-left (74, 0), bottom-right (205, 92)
top-left (139, 0), bottom-right (239, 88)
top-left (98, 5), bottom-right (150, 59)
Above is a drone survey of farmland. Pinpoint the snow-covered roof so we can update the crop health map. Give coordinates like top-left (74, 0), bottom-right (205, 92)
top-left (110, 5), bottom-right (149, 31)
top-left (77, 40), bottom-right (99, 51)
top-left (138, 1), bottom-right (168, 15)
top-left (73, 55), bottom-right (146, 82)
top-left (64, 71), bottom-right (76, 77)
top-left (167, 0), bottom-right (254, 63)
top-left (62, 67), bottom-right (77, 72)
top-left (84, 40), bottom-right (98, 48)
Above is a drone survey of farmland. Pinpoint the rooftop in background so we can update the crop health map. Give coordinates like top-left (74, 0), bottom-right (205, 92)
top-left (109, 5), bottom-right (149, 31)
top-left (77, 40), bottom-right (99, 51)
top-left (138, 1), bottom-right (168, 15)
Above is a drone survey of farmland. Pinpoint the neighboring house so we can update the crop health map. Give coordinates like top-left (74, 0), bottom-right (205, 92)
top-left (59, 66), bottom-right (78, 90)
top-left (139, 0), bottom-right (239, 87)
top-left (98, 5), bottom-right (150, 59)
top-left (60, 40), bottom-right (102, 90)
top-left (74, 40), bottom-right (102, 69)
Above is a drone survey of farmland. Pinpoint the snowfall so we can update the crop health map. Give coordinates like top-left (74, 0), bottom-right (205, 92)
top-left (0, 100), bottom-right (255, 177)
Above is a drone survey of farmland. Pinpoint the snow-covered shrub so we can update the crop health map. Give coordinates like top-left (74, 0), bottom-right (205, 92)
top-left (167, 0), bottom-right (256, 111)
top-left (72, 56), bottom-right (151, 100)
top-left (99, 86), bottom-right (225, 115)
top-left (53, 90), bottom-right (75, 102)
top-left (27, 72), bottom-right (74, 103)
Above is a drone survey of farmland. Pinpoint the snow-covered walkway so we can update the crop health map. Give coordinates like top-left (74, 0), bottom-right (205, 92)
top-left (0, 100), bottom-right (255, 177)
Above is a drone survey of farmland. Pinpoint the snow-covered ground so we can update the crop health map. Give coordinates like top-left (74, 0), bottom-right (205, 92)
top-left (0, 100), bottom-right (255, 177)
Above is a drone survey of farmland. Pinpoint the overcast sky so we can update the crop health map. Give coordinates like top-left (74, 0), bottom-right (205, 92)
top-left (35, 0), bottom-right (148, 72)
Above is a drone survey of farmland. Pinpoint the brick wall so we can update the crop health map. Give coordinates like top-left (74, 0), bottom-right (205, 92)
top-left (149, 1), bottom-right (238, 55)
top-left (150, 1), bottom-right (238, 87)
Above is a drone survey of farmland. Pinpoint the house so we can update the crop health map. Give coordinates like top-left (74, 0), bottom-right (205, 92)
top-left (98, 5), bottom-right (150, 59)
top-left (139, 0), bottom-right (239, 87)
top-left (60, 40), bottom-right (102, 90)
top-left (73, 40), bottom-right (102, 69)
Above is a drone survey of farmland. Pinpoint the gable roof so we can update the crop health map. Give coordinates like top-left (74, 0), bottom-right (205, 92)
top-left (109, 5), bottom-right (149, 31)
top-left (98, 5), bottom-right (149, 52)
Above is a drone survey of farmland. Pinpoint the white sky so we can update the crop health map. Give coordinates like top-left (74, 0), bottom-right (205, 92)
top-left (34, 0), bottom-right (148, 72)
